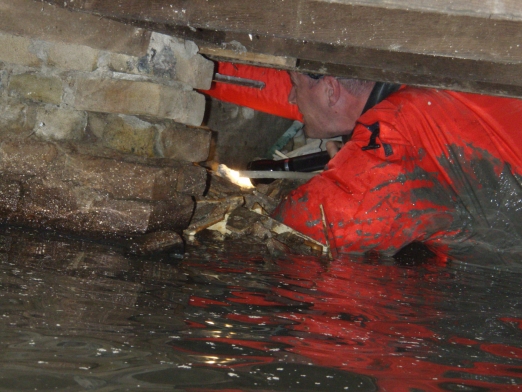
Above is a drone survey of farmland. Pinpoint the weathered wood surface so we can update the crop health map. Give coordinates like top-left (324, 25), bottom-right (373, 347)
top-left (1, 0), bottom-right (150, 56)
top-left (40, 0), bottom-right (522, 97)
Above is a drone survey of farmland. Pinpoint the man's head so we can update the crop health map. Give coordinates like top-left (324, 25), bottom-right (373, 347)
top-left (288, 71), bottom-right (375, 139)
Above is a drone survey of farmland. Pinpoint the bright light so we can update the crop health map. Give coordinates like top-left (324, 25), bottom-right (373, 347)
top-left (217, 164), bottom-right (254, 189)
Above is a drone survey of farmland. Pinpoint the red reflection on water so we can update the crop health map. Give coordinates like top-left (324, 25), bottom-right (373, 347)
top-left (190, 297), bottom-right (230, 307)
top-left (183, 254), bottom-right (522, 391)
top-left (480, 344), bottom-right (522, 360)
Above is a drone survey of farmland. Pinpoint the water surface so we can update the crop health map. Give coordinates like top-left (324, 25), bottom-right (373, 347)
top-left (0, 228), bottom-right (521, 391)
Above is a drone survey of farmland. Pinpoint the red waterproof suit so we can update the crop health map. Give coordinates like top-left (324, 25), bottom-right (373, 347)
top-left (273, 87), bottom-right (522, 265)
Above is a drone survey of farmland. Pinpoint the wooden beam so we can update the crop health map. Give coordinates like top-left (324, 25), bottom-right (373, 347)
top-left (1, 0), bottom-right (150, 56)
top-left (199, 47), bottom-right (296, 69)
top-left (40, 0), bottom-right (522, 97)
top-left (148, 26), bottom-right (522, 98)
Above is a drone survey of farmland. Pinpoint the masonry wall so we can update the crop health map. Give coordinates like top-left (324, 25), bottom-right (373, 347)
top-left (0, 0), bottom-right (214, 163)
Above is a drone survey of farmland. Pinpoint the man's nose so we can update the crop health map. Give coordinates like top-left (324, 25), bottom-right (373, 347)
top-left (288, 86), bottom-right (297, 104)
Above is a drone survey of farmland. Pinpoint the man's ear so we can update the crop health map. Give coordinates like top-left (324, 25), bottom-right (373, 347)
top-left (324, 76), bottom-right (341, 106)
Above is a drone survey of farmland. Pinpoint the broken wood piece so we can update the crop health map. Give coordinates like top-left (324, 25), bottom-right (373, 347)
top-left (183, 196), bottom-right (245, 236)
top-left (226, 206), bottom-right (328, 256)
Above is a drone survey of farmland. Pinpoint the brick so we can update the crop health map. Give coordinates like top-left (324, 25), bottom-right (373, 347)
top-left (35, 106), bottom-right (87, 141)
top-left (149, 33), bottom-right (213, 90)
top-left (8, 73), bottom-right (63, 104)
top-left (158, 122), bottom-right (212, 162)
top-left (47, 42), bottom-right (99, 72)
top-left (0, 33), bottom-right (40, 67)
top-left (0, 102), bottom-right (37, 136)
top-left (73, 77), bottom-right (205, 126)
top-left (87, 113), bottom-right (156, 157)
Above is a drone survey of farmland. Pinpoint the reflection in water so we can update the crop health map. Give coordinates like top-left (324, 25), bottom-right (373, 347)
top-left (0, 227), bottom-right (520, 391)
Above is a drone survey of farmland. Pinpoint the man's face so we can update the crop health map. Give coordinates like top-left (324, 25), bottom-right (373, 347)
top-left (288, 71), bottom-right (333, 139)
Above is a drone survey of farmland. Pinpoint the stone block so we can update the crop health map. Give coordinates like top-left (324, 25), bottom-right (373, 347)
top-left (73, 77), bottom-right (205, 126)
top-left (0, 102), bottom-right (37, 136)
top-left (0, 139), bottom-right (59, 176)
top-left (158, 122), bottom-right (212, 162)
top-left (149, 33), bottom-right (213, 90)
top-left (0, 138), bottom-right (208, 199)
top-left (86, 113), bottom-right (156, 157)
top-left (0, 33), bottom-right (40, 67)
top-left (35, 106), bottom-right (87, 141)
top-left (47, 42), bottom-right (99, 72)
top-left (8, 73), bottom-right (63, 105)
top-left (11, 177), bottom-right (195, 237)
top-left (0, 138), bottom-right (205, 238)
top-left (61, 151), bottom-right (208, 200)
top-left (107, 53), bottom-right (141, 74)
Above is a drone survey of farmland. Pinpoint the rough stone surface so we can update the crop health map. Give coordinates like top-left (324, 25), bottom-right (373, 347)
top-left (60, 151), bottom-right (204, 201)
top-left (0, 179), bottom-right (21, 214)
top-left (35, 106), bottom-right (87, 141)
top-left (0, 33), bottom-right (40, 67)
top-left (0, 103), bottom-right (37, 136)
top-left (10, 176), bottom-right (193, 237)
top-left (0, 140), bottom-right (59, 176)
top-left (107, 53), bottom-right (140, 74)
top-left (47, 42), bottom-right (99, 72)
top-left (206, 98), bottom-right (294, 169)
top-left (158, 122), bottom-right (212, 162)
top-left (87, 113), bottom-right (156, 157)
top-left (0, 138), bottom-right (203, 238)
top-left (73, 77), bottom-right (205, 126)
top-left (8, 73), bottom-right (63, 105)
top-left (149, 33), bottom-right (213, 90)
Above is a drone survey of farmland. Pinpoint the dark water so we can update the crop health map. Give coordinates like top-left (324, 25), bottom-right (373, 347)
top-left (0, 228), bottom-right (521, 392)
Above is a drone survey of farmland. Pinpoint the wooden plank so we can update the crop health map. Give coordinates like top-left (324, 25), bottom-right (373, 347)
top-left (43, 0), bottom-right (522, 62)
top-left (39, 0), bottom-right (522, 97)
top-left (198, 47), bottom-right (296, 68)
top-left (156, 26), bottom-right (522, 98)
top-left (326, 0), bottom-right (522, 20)
top-left (1, 0), bottom-right (150, 56)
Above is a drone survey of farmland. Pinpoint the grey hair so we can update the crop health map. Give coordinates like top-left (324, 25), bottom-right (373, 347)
top-left (306, 74), bottom-right (374, 97)
top-left (337, 78), bottom-right (375, 97)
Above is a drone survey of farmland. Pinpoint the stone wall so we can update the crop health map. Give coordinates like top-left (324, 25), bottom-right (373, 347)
top-left (0, 0), bottom-right (299, 243)
top-left (0, 0), bottom-right (218, 240)
top-left (0, 0), bottom-right (214, 163)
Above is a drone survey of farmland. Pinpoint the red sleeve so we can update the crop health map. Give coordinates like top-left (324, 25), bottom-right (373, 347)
top-left (272, 109), bottom-right (455, 256)
top-left (200, 62), bottom-right (303, 121)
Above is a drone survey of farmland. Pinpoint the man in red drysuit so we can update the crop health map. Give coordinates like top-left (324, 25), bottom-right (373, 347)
top-left (273, 72), bottom-right (522, 265)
